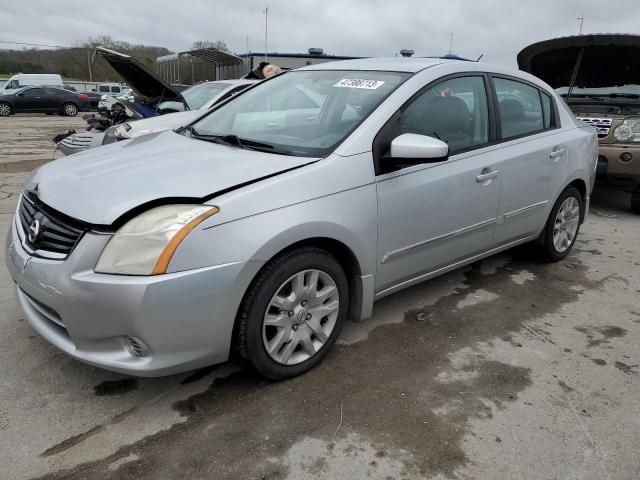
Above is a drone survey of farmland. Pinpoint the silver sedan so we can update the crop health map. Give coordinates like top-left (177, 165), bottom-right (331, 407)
top-left (6, 58), bottom-right (597, 379)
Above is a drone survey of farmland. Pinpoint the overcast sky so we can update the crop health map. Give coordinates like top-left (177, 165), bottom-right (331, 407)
top-left (2, 0), bottom-right (640, 66)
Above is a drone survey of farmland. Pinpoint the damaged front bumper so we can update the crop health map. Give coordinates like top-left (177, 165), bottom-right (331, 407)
top-left (57, 131), bottom-right (106, 156)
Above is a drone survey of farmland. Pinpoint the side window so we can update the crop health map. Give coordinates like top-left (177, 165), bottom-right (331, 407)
top-left (98, 85), bottom-right (109, 93)
top-left (541, 92), bottom-right (553, 129)
top-left (44, 88), bottom-right (60, 95)
top-left (494, 78), bottom-right (545, 139)
top-left (112, 86), bottom-right (121, 93)
top-left (399, 76), bottom-right (489, 153)
top-left (23, 88), bottom-right (44, 96)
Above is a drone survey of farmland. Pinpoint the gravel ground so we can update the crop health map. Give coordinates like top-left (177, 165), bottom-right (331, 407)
top-left (0, 114), bottom-right (638, 480)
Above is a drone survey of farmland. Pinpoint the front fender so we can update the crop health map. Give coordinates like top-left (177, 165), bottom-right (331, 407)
top-left (168, 183), bottom-right (378, 277)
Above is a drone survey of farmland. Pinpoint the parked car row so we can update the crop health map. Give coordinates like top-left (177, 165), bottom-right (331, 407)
top-left (0, 86), bottom-right (90, 116)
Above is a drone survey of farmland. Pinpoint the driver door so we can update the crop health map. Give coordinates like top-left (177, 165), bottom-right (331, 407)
top-left (375, 75), bottom-right (502, 293)
top-left (14, 88), bottom-right (46, 112)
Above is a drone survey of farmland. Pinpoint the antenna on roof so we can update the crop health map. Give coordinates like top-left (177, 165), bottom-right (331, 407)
top-left (577, 16), bottom-right (584, 34)
top-left (476, 54), bottom-right (484, 62)
top-left (448, 33), bottom-right (454, 55)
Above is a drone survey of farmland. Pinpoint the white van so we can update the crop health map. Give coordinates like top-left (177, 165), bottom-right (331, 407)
top-left (1, 74), bottom-right (63, 93)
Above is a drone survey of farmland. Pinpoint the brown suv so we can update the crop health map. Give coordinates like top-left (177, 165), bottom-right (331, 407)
top-left (519, 34), bottom-right (640, 214)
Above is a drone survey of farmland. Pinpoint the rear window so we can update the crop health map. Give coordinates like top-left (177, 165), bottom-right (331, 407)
top-left (494, 78), bottom-right (545, 139)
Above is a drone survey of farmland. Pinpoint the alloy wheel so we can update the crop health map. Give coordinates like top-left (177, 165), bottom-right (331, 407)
top-left (0, 103), bottom-right (11, 116)
top-left (262, 269), bottom-right (340, 365)
top-left (553, 196), bottom-right (580, 253)
top-left (64, 104), bottom-right (77, 116)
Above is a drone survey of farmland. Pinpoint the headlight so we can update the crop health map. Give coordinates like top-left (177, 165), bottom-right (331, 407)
top-left (100, 94), bottom-right (107, 100)
top-left (102, 123), bottom-right (132, 145)
top-left (95, 204), bottom-right (220, 275)
top-left (613, 116), bottom-right (640, 142)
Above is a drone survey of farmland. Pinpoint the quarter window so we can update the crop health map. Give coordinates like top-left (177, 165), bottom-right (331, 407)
top-left (541, 92), bottom-right (553, 129)
top-left (494, 78), bottom-right (545, 139)
top-left (399, 76), bottom-right (489, 153)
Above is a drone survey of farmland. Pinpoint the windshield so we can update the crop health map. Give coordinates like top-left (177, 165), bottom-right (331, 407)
top-left (182, 82), bottom-right (230, 109)
top-left (116, 88), bottom-right (133, 100)
top-left (191, 70), bottom-right (410, 157)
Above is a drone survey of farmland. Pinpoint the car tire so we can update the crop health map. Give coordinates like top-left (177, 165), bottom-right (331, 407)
top-left (631, 188), bottom-right (640, 215)
top-left (0, 102), bottom-right (12, 116)
top-left (235, 246), bottom-right (348, 380)
top-left (111, 103), bottom-right (125, 116)
top-left (62, 103), bottom-right (78, 116)
top-left (538, 186), bottom-right (583, 262)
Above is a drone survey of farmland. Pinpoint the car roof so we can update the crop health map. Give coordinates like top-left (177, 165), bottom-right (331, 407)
top-left (297, 57), bottom-right (458, 73)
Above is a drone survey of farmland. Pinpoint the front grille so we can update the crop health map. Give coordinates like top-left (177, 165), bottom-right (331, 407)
top-left (57, 132), bottom-right (95, 152)
top-left (17, 195), bottom-right (84, 259)
top-left (576, 117), bottom-right (613, 138)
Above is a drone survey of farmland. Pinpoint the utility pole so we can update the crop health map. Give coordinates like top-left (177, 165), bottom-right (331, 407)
top-left (263, 6), bottom-right (268, 61)
top-left (578, 16), bottom-right (584, 34)
top-left (87, 49), bottom-right (93, 82)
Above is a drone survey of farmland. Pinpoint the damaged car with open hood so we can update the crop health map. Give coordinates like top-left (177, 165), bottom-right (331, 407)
top-left (7, 58), bottom-right (596, 380)
top-left (56, 47), bottom-right (257, 155)
top-left (519, 33), bottom-right (640, 213)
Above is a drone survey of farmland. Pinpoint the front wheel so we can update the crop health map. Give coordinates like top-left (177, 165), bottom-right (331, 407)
top-left (539, 186), bottom-right (583, 261)
top-left (631, 188), bottom-right (640, 215)
top-left (0, 102), bottom-right (12, 116)
top-left (62, 103), bottom-right (78, 116)
top-left (235, 247), bottom-right (348, 380)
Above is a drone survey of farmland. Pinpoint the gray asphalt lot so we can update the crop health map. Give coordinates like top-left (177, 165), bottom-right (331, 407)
top-left (0, 114), bottom-right (639, 480)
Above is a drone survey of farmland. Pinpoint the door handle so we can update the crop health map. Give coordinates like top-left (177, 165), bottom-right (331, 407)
top-left (549, 147), bottom-right (566, 159)
top-left (476, 169), bottom-right (501, 183)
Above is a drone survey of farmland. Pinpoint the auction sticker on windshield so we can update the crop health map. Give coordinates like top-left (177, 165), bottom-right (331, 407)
top-left (334, 79), bottom-right (385, 89)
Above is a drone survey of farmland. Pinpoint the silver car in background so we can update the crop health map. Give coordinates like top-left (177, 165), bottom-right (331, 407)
top-left (6, 58), bottom-right (597, 380)
top-left (58, 80), bottom-right (256, 155)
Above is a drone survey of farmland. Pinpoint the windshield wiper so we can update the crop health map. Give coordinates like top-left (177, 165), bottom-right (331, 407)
top-left (183, 128), bottom-right (293, 155)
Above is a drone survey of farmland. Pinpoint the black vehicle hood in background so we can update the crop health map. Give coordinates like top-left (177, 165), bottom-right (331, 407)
top-left (517, 34), bottom-right (640, 89)
top-left (95, 47), bottom-right (186, 104)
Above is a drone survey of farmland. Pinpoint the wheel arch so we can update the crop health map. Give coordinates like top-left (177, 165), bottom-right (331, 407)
top-left (248, 236), bottom-right (365, 323)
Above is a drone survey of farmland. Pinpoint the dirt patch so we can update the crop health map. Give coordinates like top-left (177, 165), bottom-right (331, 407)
top-left (40, 425), bottom-right (106, 458)
top-left (33, 249), bottom-right (609, 480)
top-left (614, 361), bottom-right (638, 375)
top-left (574, 325), bottom-right (627, 349)
top-left (0, 159), bottom-right (49, 173)
top-left (93, 379), bottom-right (138, 396)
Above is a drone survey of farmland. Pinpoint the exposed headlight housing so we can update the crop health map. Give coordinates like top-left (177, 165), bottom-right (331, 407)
top-left (613, 116), bottom-right (640, 142)
top-left (102, 123), bottom-right (132, 145)
top-left (95, 205), bottom-right (220, 275)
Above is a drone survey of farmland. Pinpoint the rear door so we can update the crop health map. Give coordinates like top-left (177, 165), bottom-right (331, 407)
top-left (490, 76), bottom-right (568, 245)
top-left (375, 75), bottom-right (502, 294)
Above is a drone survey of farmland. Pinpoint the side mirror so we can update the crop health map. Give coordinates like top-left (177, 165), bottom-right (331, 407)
top-left (390, 133), bottom-right (449, 162)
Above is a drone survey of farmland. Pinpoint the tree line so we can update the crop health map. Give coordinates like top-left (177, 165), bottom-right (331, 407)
top-left (0, 36), bottom-right (229, 83)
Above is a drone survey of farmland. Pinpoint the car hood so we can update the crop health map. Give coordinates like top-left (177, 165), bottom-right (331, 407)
top-left (26, 130), bottom-right (317, 226)
top-left (96, 47), bottom-right (186, 105)
top-left (128, 110), bottom-right (202, 137)
top-left (517, 34), bottom-right (640, 89)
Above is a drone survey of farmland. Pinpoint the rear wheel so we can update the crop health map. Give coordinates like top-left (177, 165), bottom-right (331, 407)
top-left (0, 102), bottom-right (12, 116)
top-left (631, 188), bottom-right (640, 215)
top-left (539, 186), bottom-right (583, 261)
top-left (62, 103), bottom-right (78, 116)
top-left (235, 247), bottom-right (348, 380)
